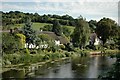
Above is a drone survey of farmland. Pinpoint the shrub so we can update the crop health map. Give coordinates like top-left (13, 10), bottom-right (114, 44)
top-left (22, 48), bottom-right (30, 54)
top-left (59, 45), bottom-right (65, 50)
top-left (30, 50), bottom-right (38, 54)
top-left (15, 33), bottom-right (26, 49)
top-left (42, 25), bottom-right (53, 31)
top-left (64, 52), bottom-right (71, 57)
top-left (43, 54), bottom-right (50, 60)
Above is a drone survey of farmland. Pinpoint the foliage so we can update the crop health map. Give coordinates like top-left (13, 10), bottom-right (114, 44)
top-left (88, 20), bottom-right (97, 32)
top-left (59, 45), bottom-right (66, 50)
top-left (2, 51), bottom-right (70, 66)
top-left (22, 48), bottom-right (30, 54)
top-left (37, 34), bottom-right (58, 51)
top-left (96, 18), bottom-right (119, 45)
top-left (15, 33), bottom-right (26, 49)
top-left (99, 53), bottom-right (120, 79)
top-left (42, 25), bottom-right (53, 31)
top-left (72, 17), bottom-right (91, 49)
top-left (30, 50), bottom-right (38, 54)
top-left (2, 33), bottom-right (25, 54)
top-left (62, 26), bottom-right (73, 39)
top-left (114, 27), bottom-right (120, 50)
top-left (22, 17), bottom-right (36, 44)
top-left (64, 43), bottom-right (74, 52)
top-left (2, 11), bottom-right (75, 29)
top-left (49, 45), bottom-right (59, 52)
top-left (52, 20), bottom-right (62, 36)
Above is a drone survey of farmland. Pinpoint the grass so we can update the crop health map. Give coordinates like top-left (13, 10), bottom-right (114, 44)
top-left (2, 50), bottom-right (72, 67)
top-left (10, 22), bottom-right (75, 32)
top-left (11, 22), bottom-right (52, 31)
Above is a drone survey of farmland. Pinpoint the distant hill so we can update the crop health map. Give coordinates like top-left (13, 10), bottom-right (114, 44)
top-left (1, 11), bottom-right (76, 28)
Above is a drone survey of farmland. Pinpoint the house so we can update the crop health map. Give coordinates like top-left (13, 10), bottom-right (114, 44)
top-left (39, 31), bottom-right (69, 45)
top-left (89, 32), bottom-right (102, 46)
top-left (25, 31), bottom-right (69, 49)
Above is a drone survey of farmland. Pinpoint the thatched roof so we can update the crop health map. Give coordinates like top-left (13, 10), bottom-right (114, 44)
top-left (38, 31), bottom-right (69, 44)
top-left (90, 32), bottom-right (97, 42)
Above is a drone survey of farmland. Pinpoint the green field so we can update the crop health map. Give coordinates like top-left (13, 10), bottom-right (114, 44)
top-left (11, 22), bottom-right (75, 32)
top-left (12, 22), bottom-right (52, 31)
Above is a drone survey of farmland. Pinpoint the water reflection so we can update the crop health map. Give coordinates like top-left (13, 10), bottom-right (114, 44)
top-left (2, 55), bottom-right (116, 78)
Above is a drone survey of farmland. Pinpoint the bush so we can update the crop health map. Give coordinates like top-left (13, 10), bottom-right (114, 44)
top-left (42, 25), bottom-right (53, 31)
top-left (59, 45), bottom-right (65, 50)
top-left (30, 50), bottom-right (37, 54)
top-left (22, 48), bottom-right (30, 54)
top-left (15, 33), bottom-right (26, 49)
top-left (30, 54), bottom-right (44, 63)
top-left (43, 54), bottom-right (50, 60)
top-left (64, 52), bottom-right (71, 57)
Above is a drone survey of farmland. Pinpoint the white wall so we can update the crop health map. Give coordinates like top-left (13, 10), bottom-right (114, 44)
top-left (55, 40), bottom-right (60, 46)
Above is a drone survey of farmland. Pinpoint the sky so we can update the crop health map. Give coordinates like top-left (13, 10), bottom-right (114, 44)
top-left (1, 0), bottom-right (119, 23)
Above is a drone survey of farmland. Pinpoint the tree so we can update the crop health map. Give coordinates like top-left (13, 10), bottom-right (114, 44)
top-left (96, 18), bottom-right (118, 45)
top-left (42, 25), bottom-right (53, 31)
top-left (88, 20), bottom-right (97, 31)
top-left (72, 17), bottom-right (90, 49)
top-left (2, 33), bottom-right (25, 53)
top-left (22, 17), bottom-right (36, 45)
top-left (62, 26), bottom-right (73, 39)
top-left (52, 20), bottom-right (62, 36)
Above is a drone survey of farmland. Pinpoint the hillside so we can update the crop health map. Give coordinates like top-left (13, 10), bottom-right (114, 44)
top-left (2, 11), bottom-right (75, 30)
top-left (5, 22), bottom-right (75, 32)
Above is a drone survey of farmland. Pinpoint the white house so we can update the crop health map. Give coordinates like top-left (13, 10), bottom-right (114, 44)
top-left (94, 37), bottom-right (101, 45)
top-left (89, 32), bottom-right (102, 46)
top-left (55, 40), bottom-right (60, 46)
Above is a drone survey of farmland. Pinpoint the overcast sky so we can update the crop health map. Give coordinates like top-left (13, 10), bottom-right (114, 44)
top-left (1, 0), bottom-right (119, 23)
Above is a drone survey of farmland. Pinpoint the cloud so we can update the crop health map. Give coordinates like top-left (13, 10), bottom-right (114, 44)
top-left (1, 0), bottom-right (119, 2)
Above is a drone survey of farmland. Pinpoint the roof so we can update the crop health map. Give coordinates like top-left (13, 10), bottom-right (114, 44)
top-left (90, 32), bottom-right (97, 42)
top-left (38, 31), bottom-right (69, 44)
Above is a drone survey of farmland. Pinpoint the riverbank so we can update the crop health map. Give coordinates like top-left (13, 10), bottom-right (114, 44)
top-left (2, 54), bottom-right (117, 78)
top-left (2, 57), bottom-right (70, 74)
top-left (2, 50), bottom-right (74, 73)
top-left (89, 49), bottom-right (119, 55)
top-left (1, 49), bottom-right (119, 74)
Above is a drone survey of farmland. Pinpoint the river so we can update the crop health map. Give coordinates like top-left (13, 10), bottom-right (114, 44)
top-left (2, 55), bottom-right (116, 79)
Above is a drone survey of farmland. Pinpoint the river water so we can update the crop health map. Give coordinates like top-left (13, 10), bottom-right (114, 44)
top-left (2, 55), bottom-right (116, 79)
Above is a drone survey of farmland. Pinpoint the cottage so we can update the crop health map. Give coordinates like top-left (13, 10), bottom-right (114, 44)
top-left (39, 31), bottom-right (69, 45)
top-left (25, 31), bottom-right (69, 49)
top-left (89, 32), bottom-right (102, 46)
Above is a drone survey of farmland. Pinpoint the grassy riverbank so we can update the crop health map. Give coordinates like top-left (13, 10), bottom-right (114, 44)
top-left (1, 49), bottom-right (89, 73)
top-left (2, 49), bottom-right (119, 73)
top-left (2, 51), bottom-right (70, 67)
top-left (2, 49), bottom-right (119, 67)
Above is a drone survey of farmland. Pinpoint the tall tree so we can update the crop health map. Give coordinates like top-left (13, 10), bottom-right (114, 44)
top-left (96, 18), bottom-right (118, 45)
top-left (22, 17), bottom-right (36, 45)
top-left (88, 20), bottom-right (97, 31)
top-left (72, 17), bottom-right (90, 49)
top-left (52, 20), bottom-right (62, 36)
